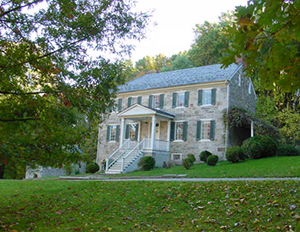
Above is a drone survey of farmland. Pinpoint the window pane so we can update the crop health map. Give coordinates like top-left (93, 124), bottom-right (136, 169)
top-left (152, 95), bottom-right (160, 108)
top-left (203, 90), bottom-right (212, 105)
top-left (132, 97), bottom-right (137, 105)
top-left (177, 92), bottom-right (185, 107)
top-left (110, 125), bottom-right (117, 141)
top-left (201, 121), bottom-right (210, 140)
top-left (129, 124), bottom-right (136, 140)
top-left (175, 122), bottom-right (183, 140)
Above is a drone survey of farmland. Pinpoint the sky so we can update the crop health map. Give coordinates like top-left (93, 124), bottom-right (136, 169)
top-left (129, 0), bottom-right (248, 63)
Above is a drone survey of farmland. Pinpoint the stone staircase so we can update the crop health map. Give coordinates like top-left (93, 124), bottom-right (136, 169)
top-left (105, 139), bottom-right (145, 174)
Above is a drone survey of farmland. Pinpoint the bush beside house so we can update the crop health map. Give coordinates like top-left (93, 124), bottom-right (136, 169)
top-left (138, 156), bottom-right (155, 171)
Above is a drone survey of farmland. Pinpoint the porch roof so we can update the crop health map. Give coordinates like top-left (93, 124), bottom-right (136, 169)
top-left (118, 104), bottom-right (175, 119)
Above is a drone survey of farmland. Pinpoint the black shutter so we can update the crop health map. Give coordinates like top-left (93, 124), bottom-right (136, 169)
top-left (134, 124), bottom-right (139, 141)
top-left (148, 95), bottom-right (153, 108)
top-left (116, 125), bottom-right (120, 142)
top-left (211, 89), bottom-right (216, 105)
top-left (106, 126), bottom-right (111, 141)
top-left (137, 96), bottom-right (142, 104)
top-left (196, 121), bottom-right (202, 141)
top-left (210, 120), bottom-right (215, 140)
top-left (159, 94), bottom-right (164, 109)
top-left (184, 92), bottom-right (189, 107)
top-left (170, 122), bottom-right (175, 141)
top-left (198, 90), bottom-right (203, 106)
top-left (125, 125), bottom-right (130, 139)
top-left (127, 97), bottom-right (132, 107)
top-left (182, 122), bottom-right (188, 141)
top-left (117, 98), bottom-right (122, 112)
top-left (172, 93), bottom-right (177, 108)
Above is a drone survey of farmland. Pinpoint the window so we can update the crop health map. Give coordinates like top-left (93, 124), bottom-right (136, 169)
top-left (125, 124), bottom-right (139, 141)
top-left (170, 121), bottom-right (188, 141)
top-left (172, 92), bottom-right (189, 108)
top-left (153, 95), bottom-right (160, 108)
top-left (117, 98), bottom-right (122, 112)
top-left (196, 120), bottom-right (215, 141)
top-left (175, 122), bottom-right (184, 140)
top-left (128, 96), bottom-right (142, 107)
top-left (198, 89), bottom-right (216, 106)
top-left (172, 153), bottom-right (182, 161)
top-left (177, 92), bottom-right (185, 107)
top-left (107, 125), bottom-right (119, 142)
top-left (149, 94), bottom-right (164, 109)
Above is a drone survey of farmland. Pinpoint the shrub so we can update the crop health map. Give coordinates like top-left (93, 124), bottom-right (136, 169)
top-left (86, 163), bottom-right (100, 173)
top-left (207, 155), bottom-right (219, 166)
top-left (187, 154), bottom-right (196, 163)
top-left (182, 158), bottom-right (193, 170)
top-left (64, 164), bottom-right (73, 175)
top-left (277, 145), bottom-right (299, 156)
top-left (242, 135), bottom-right (277, 159)
top-left (226, 146), bottom-right (246, 163)
top-left (138, 156), bottom-right (155, 171)
top-left (199, 150), bottom-right (212, 163)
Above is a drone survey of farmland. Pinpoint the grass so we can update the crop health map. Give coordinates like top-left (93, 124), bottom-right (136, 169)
top-left (115, 156), bottom-right (300, 178)
top-left (1, 180), bottom-right (300, 231)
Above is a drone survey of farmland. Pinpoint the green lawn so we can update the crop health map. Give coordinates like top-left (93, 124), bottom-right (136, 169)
top-left (1, 180), bottom-right (299, 231)
top-left (116, 156), bottom-right (300, 178)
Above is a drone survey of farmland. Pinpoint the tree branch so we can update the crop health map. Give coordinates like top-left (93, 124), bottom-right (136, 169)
top-left (0, 118), bottom-right (39, 122)
top-left (0, 0), bottom-right (42, 18)
top-left (0, 91), bottom-right (53, 95)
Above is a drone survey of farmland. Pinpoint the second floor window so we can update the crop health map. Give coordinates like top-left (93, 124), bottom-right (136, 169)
top-left (127, 96), bottom-right (142, 107)
top-left (149, 94), bottom-right (164, 109)
top-left (198, 89), bottom-right (216, 106)
top-left (172, 92), bottom-right (189, 108)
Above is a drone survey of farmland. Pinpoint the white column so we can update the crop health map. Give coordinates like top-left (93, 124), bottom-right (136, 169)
top-left (96, 125), bottom-right (102, 164)
top-left (150, 116), bottom-right (156, 150)
top-left (167, 120), bottom-right (171, 151)
top-left (120, 118), bottom-right (125, 146)
top-left (251, 120), bottom-right (254, 137)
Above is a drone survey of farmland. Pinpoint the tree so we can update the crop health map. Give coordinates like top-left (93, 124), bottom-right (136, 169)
top-left (222, 0), bottom-right (300, 92)
top-left (161, 52), bottom-right (193, 72)
top-left (0, 0), bottom-right (150, 178)
top-left (188, 13), bottom-right (233, 67)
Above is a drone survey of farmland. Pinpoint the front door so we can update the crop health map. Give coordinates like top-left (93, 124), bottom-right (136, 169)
top-left (148, 122), bottom-right (160, 140)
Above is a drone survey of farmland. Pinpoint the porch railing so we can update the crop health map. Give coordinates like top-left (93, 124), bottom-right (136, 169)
top-left (106, 139), bottom-right (130, 171)
top-left (143, 139), bottom-right (170, 152)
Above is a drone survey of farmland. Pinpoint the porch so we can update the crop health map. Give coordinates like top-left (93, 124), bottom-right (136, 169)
top-left (105, 104), bottom-right (175, 174)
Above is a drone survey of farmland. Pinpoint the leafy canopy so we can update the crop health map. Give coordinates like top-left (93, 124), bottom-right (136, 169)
top-left (0, 0), bottom-right (150, 171)
top-left (222, 0), bottom-right (300, 92)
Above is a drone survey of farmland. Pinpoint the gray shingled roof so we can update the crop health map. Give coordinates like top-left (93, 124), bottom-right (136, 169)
top-left (118, 64), bottom-right (240, 93)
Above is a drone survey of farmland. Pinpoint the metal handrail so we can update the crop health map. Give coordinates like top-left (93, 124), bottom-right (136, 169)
top-left (121, 138), bottom-right (146, 171)
top-left (106, 139), bottom-right (130, 171)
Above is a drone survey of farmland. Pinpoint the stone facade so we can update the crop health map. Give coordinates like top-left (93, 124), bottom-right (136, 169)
top-left (97, 65), bottom-right (256, 166)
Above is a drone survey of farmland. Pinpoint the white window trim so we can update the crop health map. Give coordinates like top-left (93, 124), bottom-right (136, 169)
top-left (151, 93), bottom-right (161, 109)
top-left (174, 121), bottom-right (185, 142)
top-left (238, 73), bottom-right (242, 86)
top-left (108, 124), bottom-right (118, 142)
top-left (198, 119), bottom-right (213, 142)
top-left (171, 153), bottom-right (182, 161)
top-left (175, 91), bottom-right (186, 108)
top-left (198, 88), bottom-right (213, 107)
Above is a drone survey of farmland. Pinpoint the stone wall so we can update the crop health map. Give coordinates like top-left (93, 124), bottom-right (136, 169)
top-left (229, 70), bottom-right (256, 113)
top-left (25, 162), bottom-right (86, 179)
top-left (97, 82), bottom-right (229, 162)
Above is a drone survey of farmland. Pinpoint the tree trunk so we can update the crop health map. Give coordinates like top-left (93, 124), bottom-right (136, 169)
top-left (0, 164), bottom-right (5, 179)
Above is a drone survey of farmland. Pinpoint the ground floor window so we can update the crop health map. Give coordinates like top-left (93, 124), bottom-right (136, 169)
top-left (171, 153), bottom-right (182, 161)
top-left (197, 120), bottom-right (215, 141)
top-left (107, 125), bottom-right (119, 142)
top-left (170, 121), bottom-right (188, 141)
top-left (125, 124), bottom-right (139, 141)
